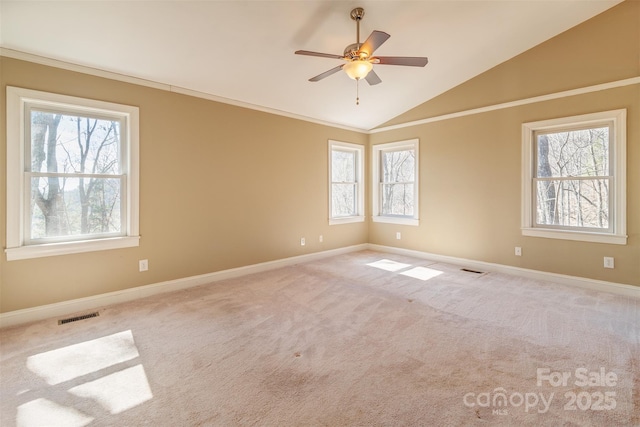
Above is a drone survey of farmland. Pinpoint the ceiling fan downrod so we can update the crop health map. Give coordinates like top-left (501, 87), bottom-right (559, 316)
top-left (350, 7), bottom-right (365, 49)
top-left (352, 7), bottom-right (365, 105)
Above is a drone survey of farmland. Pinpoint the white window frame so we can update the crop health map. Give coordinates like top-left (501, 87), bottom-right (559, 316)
top-left (521, 109), bottom-right (626, 245)
top-left (6, 86), bottom-right (140, 260)
top-left (372, 139), bottom-right (419, 226)
top-left (328, 140), bottom-right (365, 225)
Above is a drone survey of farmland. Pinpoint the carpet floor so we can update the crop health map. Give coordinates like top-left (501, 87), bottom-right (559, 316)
top-left (1, 250), bottom-right (638, 426)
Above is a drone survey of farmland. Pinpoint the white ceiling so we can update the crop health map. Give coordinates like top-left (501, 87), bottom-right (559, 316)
top-left (0, 1), bottom-right (622, 131)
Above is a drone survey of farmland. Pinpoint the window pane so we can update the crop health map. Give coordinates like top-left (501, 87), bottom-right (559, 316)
top-left (536, 127), bottom-right (609, 178)
top-left (382, 149), bottom-right (415, 183)
top-left (332, 150), bottom-right (355, 182)
top-left (381, 183), bottom-right (414, 216)
top-left (536, 179), bottom-right (609, 229)
top-left (332, 183), bottom-right (356, 217)
top-left (30, 176), bottom-right (123, 240)
top-left (30, 110), bottom-right (121, 175)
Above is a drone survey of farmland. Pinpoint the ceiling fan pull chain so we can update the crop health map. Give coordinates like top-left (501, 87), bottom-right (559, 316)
top-left (356, 78), bottom-right (360, 105)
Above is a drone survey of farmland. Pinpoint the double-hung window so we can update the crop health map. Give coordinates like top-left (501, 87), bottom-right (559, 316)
top-left (329, 140), bottom-right (364, 224)
top-left (6, 87), bottom-right (140, 260)
top-left (521, 109), bottom-right (626, 244)
top-left (372, 139), bottom-right (419, 226)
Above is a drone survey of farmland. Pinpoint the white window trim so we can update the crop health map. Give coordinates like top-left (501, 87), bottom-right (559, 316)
top-left (328, 140), bottom-right (365, 225)
top-left (521, 109), bottom-right (626, 245)
top-left (6, 86), bottom-right (140, 260)
top-left (372, 139), bottom-right (419, 226)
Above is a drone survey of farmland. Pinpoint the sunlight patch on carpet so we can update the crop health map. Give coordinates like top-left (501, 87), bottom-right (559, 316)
top-left (26, 330), bottom-right (139, 385)
top-left (69, 364), bottom-right (153, 414)
top-left (20, 330), bottom-right (153, 423)
top-left (367, 259), bottom-right (443, 281)
top-left (366, 259), bottom-right (411, 272)
top-left (400, 266), bottom-right (443, 281)
top-left (17, 398), bottom-right (93, 427)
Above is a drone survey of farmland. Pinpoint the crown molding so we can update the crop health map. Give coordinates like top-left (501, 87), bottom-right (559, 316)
top-left (0, 48), bottom-right (367, 134)
top-left (371, 76), bottom-right (640, 134)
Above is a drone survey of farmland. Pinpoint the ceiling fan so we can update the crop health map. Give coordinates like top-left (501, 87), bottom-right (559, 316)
top-left (295, 7), bottom-right (428, 104)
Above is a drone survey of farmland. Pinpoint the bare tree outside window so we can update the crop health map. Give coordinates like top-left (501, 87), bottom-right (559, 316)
top-left (534, 126), bottom-right (610, 230)
top-left (381, 149), bottom-right (415, 216)
top-left (522, 110), bottom-right (625, 244)
top-left (329, 141), bottom-right (364, 224)
top-left (29, 110), bottom-right (123, 241)
top-left (331, 149), bottom-right (357, 217)
top-left (6, 87), bottom-right (139, 260)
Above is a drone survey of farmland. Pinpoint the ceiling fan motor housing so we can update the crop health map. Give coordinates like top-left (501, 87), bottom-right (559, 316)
top-left (344, 43), bottom-right (364, 59)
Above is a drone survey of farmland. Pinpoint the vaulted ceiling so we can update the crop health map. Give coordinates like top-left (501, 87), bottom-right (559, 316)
top-left (0, 1), bottom-right (623, 130)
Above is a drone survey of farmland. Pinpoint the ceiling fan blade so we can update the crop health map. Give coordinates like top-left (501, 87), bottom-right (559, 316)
top-left (295, 50), bottom-right (344, 60)
top-left (309, 65), bottom-right (344, 82)
top-left (365, 69), bottom-right (382, 86)
top-left (376, 56), bottom-right (429, 67)
top-left (359, 30), bottom-right (390, 57)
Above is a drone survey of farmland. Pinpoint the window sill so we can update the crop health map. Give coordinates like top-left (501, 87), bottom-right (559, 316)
top-left (329, 216), bottom-right (365, 225)
top-left (522, 228), bottom-right (627, 245)
top-left (5, 236), bottom-right (141, 261)
top-left (372, 216), bottom-right (419, 226)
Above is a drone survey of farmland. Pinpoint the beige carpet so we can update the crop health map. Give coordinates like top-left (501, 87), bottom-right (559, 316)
top-left (1, 250), bottom-right (638, 426)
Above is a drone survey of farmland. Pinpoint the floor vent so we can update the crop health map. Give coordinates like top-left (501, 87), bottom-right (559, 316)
top-left (461, 268), bottom-right (484, 274)
top-left (58, 312), bottom-right (100, 325)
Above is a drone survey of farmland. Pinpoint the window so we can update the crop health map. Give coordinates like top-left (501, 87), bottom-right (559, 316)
top-left (6, 87), bottom-right (140, 260)
top-left (522, 109), bottom-right (626, 244)
top-left (372, 139), bottom-right (419, 226)
top-left (328, 140), bottom-right (364, 224)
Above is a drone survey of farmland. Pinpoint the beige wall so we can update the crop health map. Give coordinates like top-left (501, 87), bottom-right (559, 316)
top-left (1, 1), bottom-right (638, 314)
top-left (0, 58), bottom-right (368, 312)
top-left (370, 0), bottom-right (639, 286)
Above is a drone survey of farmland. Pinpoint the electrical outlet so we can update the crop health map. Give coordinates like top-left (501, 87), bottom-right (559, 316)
top-left (319, 235), bottom-right (323, 243)
top-left (603, 257), bottom-right (614, 269)
top-left (396, 232), bottom-right (401, 240)
top-left (515, 247), bottom-right (522, 256)
top-left (300, 237), bottom-right (306, 246)
top-left (139, 259), bottom-right (148, 272)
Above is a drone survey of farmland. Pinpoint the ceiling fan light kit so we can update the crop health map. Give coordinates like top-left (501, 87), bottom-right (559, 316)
top-left (343, 60), bottom-right (373, 80)
top-left (295, 7), bottom-right (429, 105)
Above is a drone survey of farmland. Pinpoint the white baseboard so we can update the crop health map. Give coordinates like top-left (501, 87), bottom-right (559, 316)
top-left (0, 244), bottom-right (368, 328)
top-left (2, 243), bottom-right (636, 328)
top-left (368, 244), bottom-right (640, 298)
